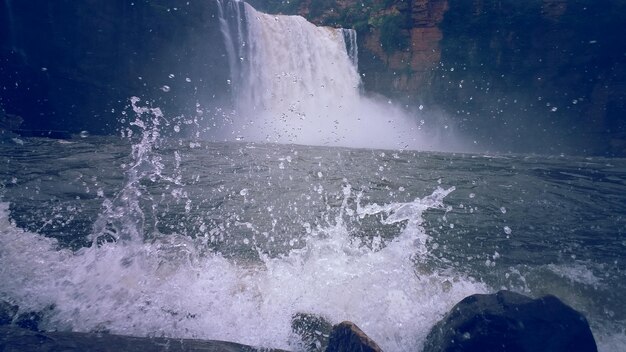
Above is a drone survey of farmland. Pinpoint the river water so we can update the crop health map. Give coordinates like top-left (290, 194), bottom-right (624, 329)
top-left (1, 109), bottom-right (625, 351)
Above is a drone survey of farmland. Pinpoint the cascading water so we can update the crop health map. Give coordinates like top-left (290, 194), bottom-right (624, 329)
top-left (215, 0), bottom-right (453, 151)
top-left (341, 28), bottom-right (359, 69)
top-left (216, 0), bottom-right (247, 99)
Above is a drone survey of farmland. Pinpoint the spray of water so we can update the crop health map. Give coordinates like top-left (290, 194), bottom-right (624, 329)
top-left (0, 100), bottom-right (486, 351)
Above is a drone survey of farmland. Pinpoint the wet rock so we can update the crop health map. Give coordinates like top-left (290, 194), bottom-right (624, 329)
top-left (1, 0), bottom-right (230, 135)
top-left (326, 321), bottom-right (382, 352)
top-left (0, 301), bottom-right (18, 326)
top-left (291, 313), bottom-right (333, 352)
top-left (423, 290), bottom-right (597, 352)
top-left (0, 325), bottom-right (290, 352)
top-left (12, 305), bottom-right (55, 332)
top-left (14, 311), bottom-right (42, 332)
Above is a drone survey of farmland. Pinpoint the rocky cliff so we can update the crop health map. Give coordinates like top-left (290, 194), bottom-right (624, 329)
top-left (251, 0), bottom-right (626, 155)
top-left (0, 0), bottom-right (230, 134)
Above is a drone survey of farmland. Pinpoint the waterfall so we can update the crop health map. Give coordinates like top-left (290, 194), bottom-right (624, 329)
top-left (342, 28), bottom-right (358, 69)
top-left (216, 0), bottom-right (247, 99)
top-left (215, 0), bottom-right (431, 150)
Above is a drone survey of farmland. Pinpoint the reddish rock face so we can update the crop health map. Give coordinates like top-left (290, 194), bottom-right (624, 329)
top-left (358, 0), bottom-right (449, 94)
top-left (409, 27), bottom-right (443, 71)
top-left (412, 0), bottom-right (449, 26)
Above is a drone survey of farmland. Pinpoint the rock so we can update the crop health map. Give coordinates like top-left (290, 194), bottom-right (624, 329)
top-left (12, 305), bottom-right (55, 332)
top-left (291, 313), bottom-right (333, 352)
top-left (0, 325), bottom-right (290, 352)
top-left (0, 301), bottom-right (18, 326)
top-left (326, 321), bottom-right (382, 352)
top-left (1, 0), bottom-right (231, 135)
top-left (14, 312), bottom-right (42, 332)
top-left (423, 290), bottom-right (597, 352)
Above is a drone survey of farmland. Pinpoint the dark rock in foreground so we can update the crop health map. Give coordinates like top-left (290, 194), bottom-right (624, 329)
top-left (0, 325), bottom-right (289, 352)
top-left (326, 321), bottom-right (382, 352)
top-left (0, 301), bottom-right (18, 326)
top-left (423, 290), bottom-right (597, 352)
top-left (1, 291), bottom-right (598, 352)
top-left (13, 311), bottom-right (43, 332)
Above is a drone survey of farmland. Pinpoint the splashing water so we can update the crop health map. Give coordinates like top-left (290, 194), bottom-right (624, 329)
top-left (0, 100), bottom-right (486, 351)
top-left (2, 97), bottom-right (626, 350)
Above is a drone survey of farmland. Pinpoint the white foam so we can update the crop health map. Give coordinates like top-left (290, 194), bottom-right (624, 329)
top-left (596, 329), bottom-right (626, 352)
top-left (0, 184), bottom-right (486, 351)
top-left (546, 263), bottom-right (603, 287)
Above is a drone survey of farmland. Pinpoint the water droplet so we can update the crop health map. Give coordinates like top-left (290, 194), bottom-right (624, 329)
top-left (161, 85), bottom-right (171, 92)
top-left (419, 105), bottom-right (424, 110)
top-left (79, 130), bottom-right (89, 138)
top-left (174, 125), bottom-right (180, 133)
top-left (500, 206), bottom-right (507, 214)
top-left (168, 73), bottom-right (175, 79)
top-left (469, 193), bottom-right (475, 198)
top-left (504, 226), bottom-right (512, 235)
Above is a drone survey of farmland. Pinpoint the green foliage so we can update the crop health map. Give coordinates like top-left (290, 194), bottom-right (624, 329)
top-left (309, 0), bottom-right (335, 18)
top-left (256, 0), bottom-right (304, 14)
top-left (379, 14), bottom-right (410, 53)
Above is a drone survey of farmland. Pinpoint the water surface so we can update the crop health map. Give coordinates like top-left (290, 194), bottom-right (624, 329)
top-left (1, 129), bottom-right (624, 350)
